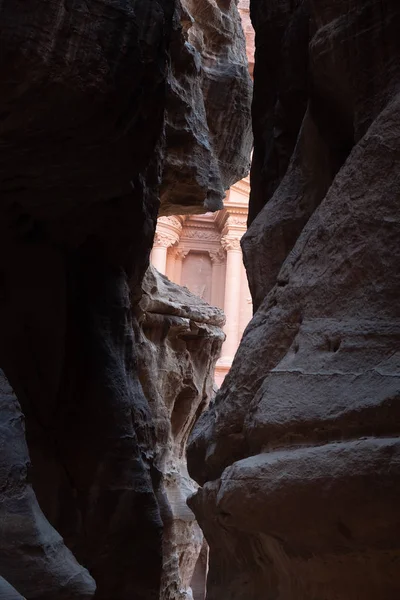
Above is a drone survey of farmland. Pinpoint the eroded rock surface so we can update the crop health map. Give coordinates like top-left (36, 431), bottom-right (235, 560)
top-left (136, 267), bottom-right (224, 600)
top-left (0, 1), bottom-right (251, 598)
top-left (0, 370), bottom-right (96, 599)
top-left (161, 0), bottom-right (253, 215)
top-left (188, 1), bottom-right (400, 598)
top-left (0, 576), bottom-right (25, 600)
top-left (238, 0), bottom-right (254, 76)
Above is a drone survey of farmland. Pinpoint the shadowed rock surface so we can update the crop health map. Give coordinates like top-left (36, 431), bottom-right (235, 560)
top-left (161, 0), bottom-right (253, 215)
top-left (137, 266), bottom-right (224, 599)
top-left (0, 1), bottom-right (251, 598)
top-left (188, 1), bottom-right (400, 598)
top-left (0, 370), bottom-right (96, 599)
top-left (0, 576), bottom-right (25, 600)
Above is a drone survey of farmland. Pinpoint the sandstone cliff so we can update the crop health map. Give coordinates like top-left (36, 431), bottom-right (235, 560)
top-left (0, 1), bottom-right (251, 598)
top-left (188, 1), bottom-right (400, 598)
top-left (137, 266), bottom-right (224, 599)
top-left (161, 0), bottom-right (253, 215)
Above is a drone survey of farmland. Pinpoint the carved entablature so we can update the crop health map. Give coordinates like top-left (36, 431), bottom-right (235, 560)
top-left (226, 215), bottom-right (247, 228)
top-left (231, 178), bottom-right (250, 197)
top-left (181, 228), bottom-right (221, 242)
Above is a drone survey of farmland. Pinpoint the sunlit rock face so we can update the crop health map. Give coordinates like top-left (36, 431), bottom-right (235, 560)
top-left (188, 1), bottom-right (400, 599)
top-left (136, 266), bottom-right (224, 599)
top-left (161, 0), bottom-right (253, 215)
top-left (0, 1), bottom-right (251, 598)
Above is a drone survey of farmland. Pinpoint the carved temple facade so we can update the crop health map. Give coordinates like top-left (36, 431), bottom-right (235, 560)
top-left (151, 177), bottom-right (252, 386)
top-left (151, 0), bottom-right (254, 385)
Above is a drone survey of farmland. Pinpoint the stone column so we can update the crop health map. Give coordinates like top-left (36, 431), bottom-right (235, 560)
top-left (209, 249), bottom-right (226, 309)
top-left (214, 191), bottom-right (248, 384)
top-left (173, 249), bottom-right (187, 286)
top-left (221, 234), bottom-right (243, 360)
top-left (151, 233), bottom-right (172, 275)
top-left (166, 248), bottom-right (177, 281)
top-left (151, 216), bottom-right (183, 276)
top-left (239, 262), bottom-right (253, 340)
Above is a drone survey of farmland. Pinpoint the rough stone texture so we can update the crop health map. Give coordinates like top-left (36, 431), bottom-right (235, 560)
top-left (0, 3), bottom-right (170, 598)
top-left (0, 577), bottom-right (25, 600)
top-left (161, 0), bottom-right (253, 215)
top-left (0, 370), bottom-right (96, 599)
top-left (246, 0), bottom-right (309, 228)
top-left (136, 267), bottom-right (224, 599)
top-left (0, 1), bottom-right (251, 599)
top-left (238, 0), bottom-right (254, 76)
top-left (188, 1), bottom-right (400, 598)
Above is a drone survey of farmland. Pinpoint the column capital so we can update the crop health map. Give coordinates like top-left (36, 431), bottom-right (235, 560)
top-left (153, 231), bottom-right (176, 248)
top-left (209, 248), bottom-right (226, 264)
top-left (175, 248), bottom-right (189, 260)
top-left (221, 235), bottom-right (242, 252)
top-left (157, 215), bottom-right (183, 232)
top-left (153, 215), bottom-right (182, 249)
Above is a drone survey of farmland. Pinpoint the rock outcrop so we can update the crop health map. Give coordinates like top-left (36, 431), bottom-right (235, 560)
top-left (0, 1), bottom-right (251, 599)
top-left (188, 1), bottom-right (400, 599)
top-left (161, 0), bottom-right (253, 215)
top-left (0, 370), bottom-right (96, 599)
top-left (137, 266), bottom-right (224, 599)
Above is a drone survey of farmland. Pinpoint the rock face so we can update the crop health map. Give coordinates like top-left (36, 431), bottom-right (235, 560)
top-left (238, 0), bottom-right (254, 76)
top-left (0, 370), bottom-right (96, 599)
top-left (0, 577), bottom-right (25, 600)
top-left (161, 0), bottom-right (253, 215)
top-left (0, 1), bottom-right (251, 599)
top-left (136, 267), bottom-right (224, 599)
top-left (188, 1), bottom-right (400, 599)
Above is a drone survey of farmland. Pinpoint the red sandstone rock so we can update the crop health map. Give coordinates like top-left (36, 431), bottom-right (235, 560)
top-left (0, 1), bottom-right (251, 598)
top-left (188, 1), bottom-right (400, 598)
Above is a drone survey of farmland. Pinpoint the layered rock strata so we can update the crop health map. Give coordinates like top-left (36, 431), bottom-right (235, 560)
top-left (188, 1), bottom-right (400, 598)
top-left (0, 1), bottom-right (251, 598)
top-left (136, 267), bottom-right (224, 600)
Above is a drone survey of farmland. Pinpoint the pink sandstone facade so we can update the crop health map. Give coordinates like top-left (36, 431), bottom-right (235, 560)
top-left (151, 177), bottom-right (252, 386)
top-left (151, 1), bottom-right (254, 386)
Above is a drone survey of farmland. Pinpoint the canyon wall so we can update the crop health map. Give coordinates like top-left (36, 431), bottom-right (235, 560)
top-left (137, 267), bottom-right (224, 599)
top-left (161, 0), bottom-right (252, 215)
top-left (188, 1), bottom-right (400, 599)
top-left (0, 1), bottom-right (251, 599)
